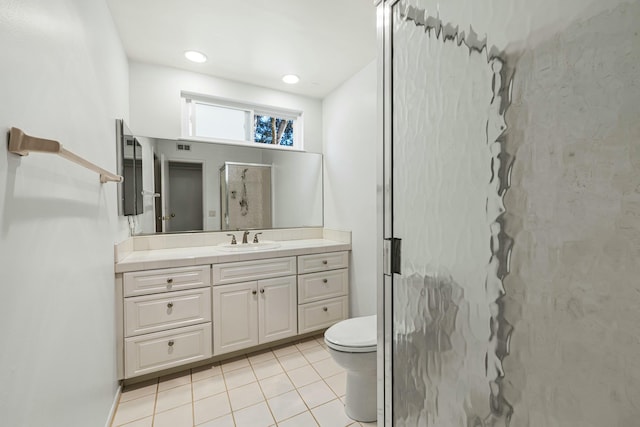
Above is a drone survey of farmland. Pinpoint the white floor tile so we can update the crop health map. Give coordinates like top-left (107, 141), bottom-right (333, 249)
top-left (278, 351), bottom-right (309, 371)
top-left (313, 336), bottom-right (326, 347)
top-left (192, 375), bottom-right (227, 401)
top-left (301, 345), bottom-right (331, 363)
top-left (312, 357), bottom-right (343, 378)
top-left (223, 366), bottom-right (257, 389)
top-left (153, 403), bottom-right (193, 427)
top-left (297, 380), bottom-right (337, 409)
top-left (287, 365), bottom-right (322, 388)
top-left (311, 399), bottom-right (353, 427)
top-left (267, 390), bottom-right (307, 422)
top-left (155, 383), bottom-right (192, 413)
top-left (221, 356), bottom-right (250, 373)
top-left (158, 371), bottom-right (191, 392)
top-left (272, 343), bottom-right (300, 358)
top-left (233, 401), bottom-right (275, 427)
top-left (192, 363), bottom-right (222, 382)
top-left (259, 373), bottom-right (295, 399)
top-left (252, 358), bottom-right (285, 380)
top-left (193, 392), bottom-right (231, 425)
top-left (324, 372), bottom-right (347, 397)
top-left (117, 416), bottom-right (152, 427)
top-left (195, 413), bottom-right (235, 427)
top-left (248, 349), bottom-right (276, 365)
top-left (112, 394), bottom-right (156, 426)
top-left (296, 337), bottom-right (320, 351)
top-left (119, 380), bottom-right (157, 403)
top-left (277, 410), bottom-right (319, 427)
top-left (228, 382), bottom-right (265, 411)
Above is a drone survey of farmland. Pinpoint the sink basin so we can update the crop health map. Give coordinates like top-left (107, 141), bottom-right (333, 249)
top-left (216, 241), bottom-right (281, 252)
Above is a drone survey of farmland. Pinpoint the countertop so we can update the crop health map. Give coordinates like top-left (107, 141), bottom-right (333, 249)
top-left (115, 239), bottom-right (351, 273)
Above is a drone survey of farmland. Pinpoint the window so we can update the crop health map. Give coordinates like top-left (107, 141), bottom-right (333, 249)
top-left (253, 114), bottom-right (294, 146)
top-left (182, 93), bottom-right (303, 150)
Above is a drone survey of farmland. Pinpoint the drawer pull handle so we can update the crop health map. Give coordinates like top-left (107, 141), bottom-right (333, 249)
top-left (167, 302), bottom-right (174, 309)
top-left (260, 288), bottom-right (265, 294)
top-left (323, 307), bottom-right (328, 312)
top-left (167, 278), bottom-right (173, 284)
top-left (323, 279), bottom-right (328, 283)
top-left (168, 340), bottom-right (174, 347)
top-left (322, 260), bottom-right (328, 265)
top-left (252, 290), bottom-right (257, 295)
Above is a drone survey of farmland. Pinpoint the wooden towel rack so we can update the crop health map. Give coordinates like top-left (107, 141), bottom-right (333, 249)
top-left (7, 127), bottom-right (123, 183)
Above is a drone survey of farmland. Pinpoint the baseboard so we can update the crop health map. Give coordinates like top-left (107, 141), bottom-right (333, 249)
top-left (105, 383), bottom-right (122, 427)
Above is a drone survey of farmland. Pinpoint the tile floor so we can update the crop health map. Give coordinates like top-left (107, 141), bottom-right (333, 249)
top-left (111, 335), bottom-right (377, 427)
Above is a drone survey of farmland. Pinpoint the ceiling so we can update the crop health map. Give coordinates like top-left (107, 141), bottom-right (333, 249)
top-left (106, 0), bottom-right (378, 99)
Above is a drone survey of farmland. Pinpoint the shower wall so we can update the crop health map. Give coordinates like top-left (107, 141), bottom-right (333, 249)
top-left (503, 3), bottom-right (640, 425)
top-left (220, 163), bottom-right (272, 230)
top-left (391, 0), bottom-right (640, 425)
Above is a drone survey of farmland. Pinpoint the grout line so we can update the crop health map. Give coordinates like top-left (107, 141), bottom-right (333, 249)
top-left (150, 379), bottom-right (159, 427)
top-left (248, 347), bottom-right (281, 425)
top-left (190, 367), bottom-right (196, 427)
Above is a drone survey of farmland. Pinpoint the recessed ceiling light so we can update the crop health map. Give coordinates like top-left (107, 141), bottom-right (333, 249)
top-left (184, 50), bottom-right (207, 63)
top-left (282, 74), bottom-right (300, 84)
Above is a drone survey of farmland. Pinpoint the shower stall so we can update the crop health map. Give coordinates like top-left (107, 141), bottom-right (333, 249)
top-left (220, 161), bottom-right (272, 230)
top-left (377, 0), bottom-right (640, 425)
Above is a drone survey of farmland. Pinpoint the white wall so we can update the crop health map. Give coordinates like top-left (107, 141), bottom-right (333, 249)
top-left (129, 62), bottom-right (324, 153)
top-left (323, 61), bottom-right (377, 316)
top-left (0, 0), bottom-right (129, 425)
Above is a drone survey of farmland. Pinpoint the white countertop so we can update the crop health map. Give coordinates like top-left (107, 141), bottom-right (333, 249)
top-left (115, 239), bottom-right (351, 273)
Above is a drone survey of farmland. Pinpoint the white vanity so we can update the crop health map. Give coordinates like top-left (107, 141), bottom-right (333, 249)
top-left (115, 229), bottom-right (350, 380)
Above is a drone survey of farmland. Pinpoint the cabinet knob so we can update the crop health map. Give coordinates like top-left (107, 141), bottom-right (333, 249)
top-left (260, 288), bottom-right (265, 294)
top-left (323, 307), bottom-right (328, 312)
top-left (322, 260), bottom-right (328, 265)
top-left (167, 302), bottom-right (173, 309)
top-left (167, 278), bottom-right (173, 284)
top-left (323, 279), bottom-right (328, 283)
top-left (168, 340), bottom-right (174, 347)
top-left (252, 290), bottom-right (257, 295)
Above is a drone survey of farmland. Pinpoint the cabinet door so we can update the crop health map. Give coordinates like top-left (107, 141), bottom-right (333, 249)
top-left (258, 276), bottom-right (297, 344)
top-left (212, 282), bottom-right (258, 355)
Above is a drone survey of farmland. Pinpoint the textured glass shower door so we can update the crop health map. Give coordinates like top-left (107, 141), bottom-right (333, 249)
top-left (381, 1), bottom-right (512, 425)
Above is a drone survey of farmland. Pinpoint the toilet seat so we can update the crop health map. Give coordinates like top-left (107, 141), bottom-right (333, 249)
top-left (325, 315), bottom-right (377, 353)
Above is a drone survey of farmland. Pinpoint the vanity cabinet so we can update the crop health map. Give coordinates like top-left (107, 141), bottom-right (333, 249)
top-left (121, 265), bottom-right (212, 379)
top-left (116, 243), bottom-right (351, 380)
top-left (297, 252), bottom-right (349, 333)
top-left (212, 258), bottom-right (297, 355)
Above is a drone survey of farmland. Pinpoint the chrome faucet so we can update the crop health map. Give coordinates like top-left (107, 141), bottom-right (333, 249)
top-left (253, 232), bottom-right (262, 243)
top-left (242, 230), bottom-right (250, 244)
top-left (226, 233), bottom-right (237, 244)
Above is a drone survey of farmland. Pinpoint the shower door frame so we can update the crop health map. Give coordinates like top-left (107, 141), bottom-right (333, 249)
top-left (375, 1), bottom-right (396, 425)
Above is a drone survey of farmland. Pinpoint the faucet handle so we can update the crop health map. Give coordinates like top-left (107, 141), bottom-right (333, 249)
top-left (253, 232), bottom-right (263, 243)
top-left (226, 233), bottom-right (237, 244)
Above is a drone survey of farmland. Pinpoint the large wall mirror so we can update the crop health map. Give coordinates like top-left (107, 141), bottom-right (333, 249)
top-left (116, 119), bottom-right (323, 234)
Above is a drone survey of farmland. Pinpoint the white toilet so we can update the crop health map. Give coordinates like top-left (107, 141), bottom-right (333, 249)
top-left (324, 315), bottom-right (377, 422)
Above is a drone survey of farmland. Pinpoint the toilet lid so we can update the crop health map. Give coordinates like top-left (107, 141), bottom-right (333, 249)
top-left (325, 315), bottom-right (377, 353)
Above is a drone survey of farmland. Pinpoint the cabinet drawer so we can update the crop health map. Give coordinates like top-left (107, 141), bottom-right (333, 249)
top-left (124, 265), bottom-right (210, 297)
top-left (124, 288), bottom-right (212, 337)
top-left (297, 252), bottom-right (348, 274)
top-left (124, 323), bottom-right (212, 378)
top-left (298, 296), bottom-right (348, 334)
top-left (212, 257), bottom-right (296, 285)
top-left (298, 269), bottom-right (348, 304)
